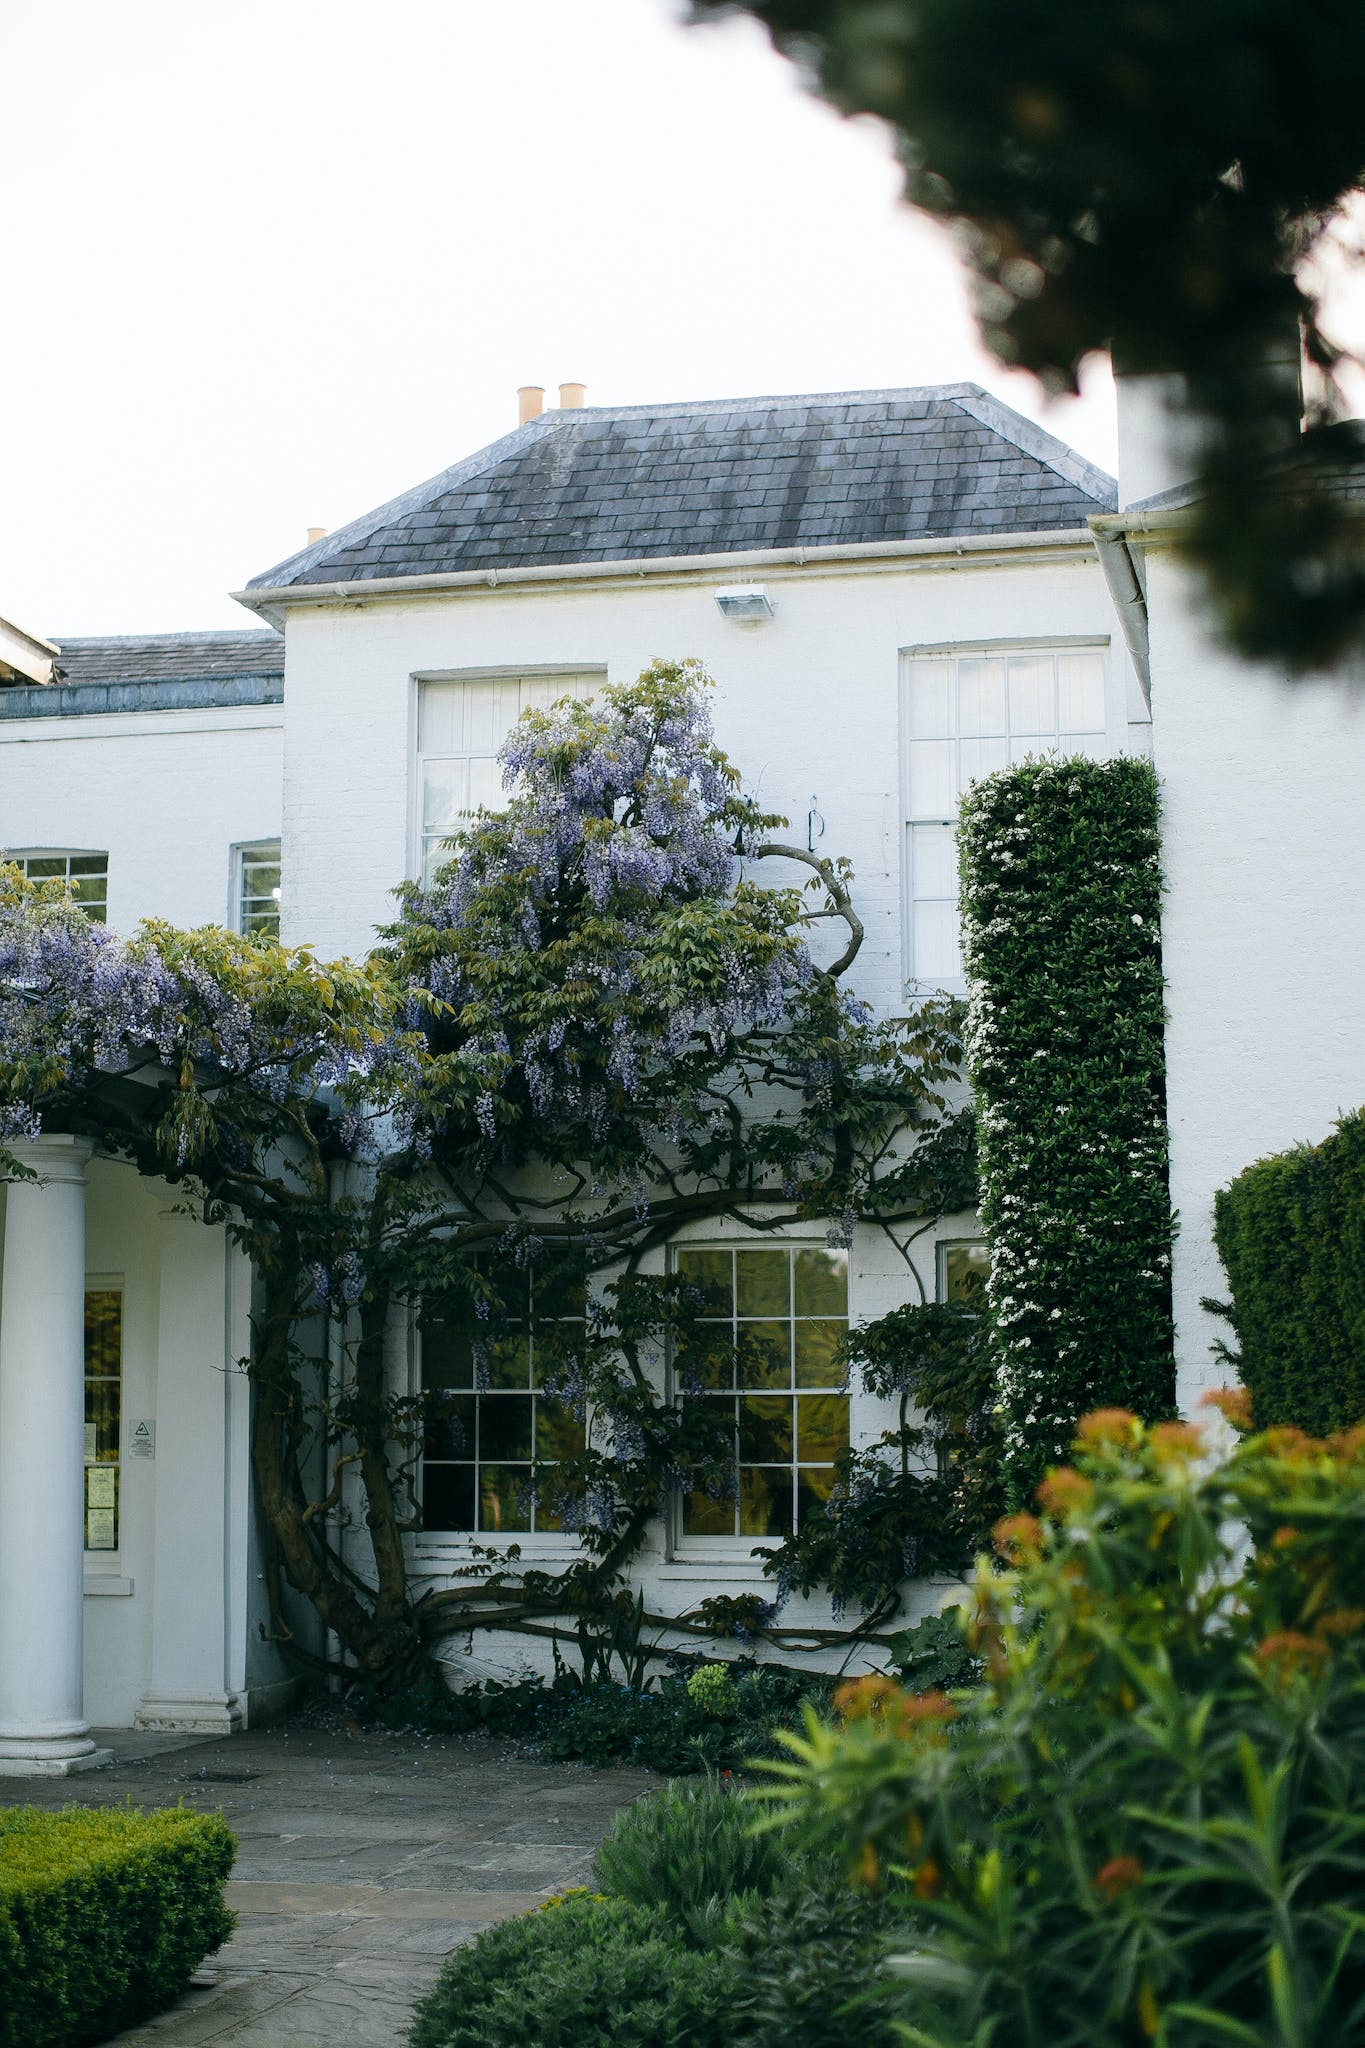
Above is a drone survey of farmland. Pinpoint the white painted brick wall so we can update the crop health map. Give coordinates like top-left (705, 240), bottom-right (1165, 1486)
top-left (1149, 551), bottom-right (1365, 1411)
top-left (279, 550), bottom-right (1126, 1021)
top-left (0, 707), bottom-right (283, 934)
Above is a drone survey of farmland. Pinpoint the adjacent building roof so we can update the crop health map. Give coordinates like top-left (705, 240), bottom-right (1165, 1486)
top-left (243, 385), bottom-right (1116, 600)
top-left (0, 630), bottom-right (284, 720)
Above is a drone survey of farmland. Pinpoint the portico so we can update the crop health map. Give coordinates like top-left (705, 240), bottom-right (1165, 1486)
top-left (0, 1135), bottom-right (290, 1772)
top-left (0, 1134), bottom-right (110, 1774)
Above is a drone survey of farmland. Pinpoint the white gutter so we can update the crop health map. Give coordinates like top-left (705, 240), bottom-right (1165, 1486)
top-left (1087, 504), bottom-right (1194, 715)
top-left (1089, 525), bottom-right (1152, 711)
top-left (1090, 508), bottom-right (1188, 543)
top-left (232, 527), bottom-right (1101, 627)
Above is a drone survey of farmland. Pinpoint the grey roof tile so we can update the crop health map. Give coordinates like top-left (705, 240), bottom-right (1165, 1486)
top-left (247, 385), bottom-right (1115, 591)
top-left (0, 630), bottom-right (284, 720)
top-left (50, 630), bottom-right (284, 685)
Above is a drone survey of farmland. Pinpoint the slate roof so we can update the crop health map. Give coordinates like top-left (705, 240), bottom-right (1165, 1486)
top-left (0, 630), bottom-right (285, 720)
top-left (245, 385), bottom-right (1116, 595)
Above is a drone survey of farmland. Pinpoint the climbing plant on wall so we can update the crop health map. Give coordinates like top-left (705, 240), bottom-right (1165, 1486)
top-left (957, 753), bottom-right (1175, 1501)
top-left (0, 663), bottom-right (981, 1694)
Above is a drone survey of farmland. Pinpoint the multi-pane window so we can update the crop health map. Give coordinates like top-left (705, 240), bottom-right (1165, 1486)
top-left (935, 1242), bottom-right (990, 1477)
top-left (417, 671), bottom-right (601, 885)
top-left (237, 841), bottom-right (281, 938)
top-left (84, 1289), bottom-right (122, 1550)
top-left (420, 1269), bottom-right (587, 1535)
top-left (9, 851), bottom-right (108, 923)
top-left (675, 1244), bottom-right (849, 1541)
top-left (939, 1241), bottom-right (990, 1308)
top-left (902, 645), bottom-right (1108, 982)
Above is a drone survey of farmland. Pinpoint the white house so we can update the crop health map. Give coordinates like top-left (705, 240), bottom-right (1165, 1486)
top-left (0, 378), bottom-right (1359, 1769)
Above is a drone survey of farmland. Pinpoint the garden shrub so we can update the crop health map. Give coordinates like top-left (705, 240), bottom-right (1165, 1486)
top-left (591, 1777), bottom-right (795, 1936)
top-left (765, 1403), bottom-right (1365, 2047)
top-left (723, 1873), bottom-right (901, 2048)
top-left (410, 1798), bottom-right (899, 2048)
top-left (406, 1894), bottom-right (731, 2048)
top-left (957, 754), bottom-right (1175, 1497)
top-left (1213, 1108), bottom-right (1365, 1431)
top-left (885, 1607), bottom-right (982, 1692)
top-left (350, 1659), bottom-right (833, 1773)
top-left (539, 1663), bottom-right (833, 1772)
top-left (0, 1804), bottom-right (235, 2048)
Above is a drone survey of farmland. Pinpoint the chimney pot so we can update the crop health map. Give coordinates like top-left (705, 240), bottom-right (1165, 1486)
top-left (307, 527), bottom-right (328, 545)
top-left (518, 385), bottom-right (546, 426)
top-left (559, 382), bottom-right (587, 410)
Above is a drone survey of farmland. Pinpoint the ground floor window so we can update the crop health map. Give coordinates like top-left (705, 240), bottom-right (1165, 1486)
top-left (935, 1241), bottom-right (990, 1477)
top-left (939, 1241), bottom-right (989, 1306)
top-left (83, 1288), bottom-right (122, 1550)
top-left (420, 1266), bottom-right (587, 1535)
top-left (674, 1243), bottom-right (849, 1540)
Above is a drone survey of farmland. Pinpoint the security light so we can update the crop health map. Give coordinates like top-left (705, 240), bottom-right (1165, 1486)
top-left (714, 586), bottom-right (774, 621)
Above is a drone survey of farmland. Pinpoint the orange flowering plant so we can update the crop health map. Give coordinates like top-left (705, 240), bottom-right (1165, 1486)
top-left (756, 1401), bottom-right (1365, 2047)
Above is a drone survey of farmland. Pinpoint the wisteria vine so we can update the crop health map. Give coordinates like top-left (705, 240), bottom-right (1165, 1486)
top-left (0, 660), bottom-right (979, 1690)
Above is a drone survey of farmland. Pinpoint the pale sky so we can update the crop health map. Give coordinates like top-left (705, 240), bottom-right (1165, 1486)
top-left (5, 0), bottom-right (1339, 640)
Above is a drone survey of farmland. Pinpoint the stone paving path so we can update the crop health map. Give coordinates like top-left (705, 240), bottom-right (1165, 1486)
top-left (8, 1722), bottom-right (654, 2045)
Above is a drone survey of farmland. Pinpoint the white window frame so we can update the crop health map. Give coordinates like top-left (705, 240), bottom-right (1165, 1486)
top-left (410, 665), bottom-right (606, 885)
top-left (230, 838), bottom-right (281, 939)
top-left (83, 1280), bottom-right (124, 1558)
top-left (413, 1269), bottom-right (591, 1550)
top-left (668, 1236), bottom-right (851, 1560)
top-left (899, 637), bottom-right (1113, 991)
top-left (6, 847), bottom-right (109, 923)
top-left (937, 1238), bottom-right (990, 1307)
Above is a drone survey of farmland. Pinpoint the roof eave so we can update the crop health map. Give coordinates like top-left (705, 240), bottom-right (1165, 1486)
top-left (233, 526), bottom-right (1101, 627)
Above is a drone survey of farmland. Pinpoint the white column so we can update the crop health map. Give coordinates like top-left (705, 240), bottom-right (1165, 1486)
top-left (135, 1212), bottom-right (241, 1735)
top-left (0, 1135), bottom-right (109, 1774)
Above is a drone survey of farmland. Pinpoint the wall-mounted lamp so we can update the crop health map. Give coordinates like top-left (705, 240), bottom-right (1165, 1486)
top-left (714, 585), bottom-right (774, 621)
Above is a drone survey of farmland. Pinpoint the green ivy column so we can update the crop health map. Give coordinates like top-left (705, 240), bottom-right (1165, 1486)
top-left (957, 754), bottom-right (1175, 1500)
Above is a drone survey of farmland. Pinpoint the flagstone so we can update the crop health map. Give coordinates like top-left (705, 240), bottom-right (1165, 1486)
top-left (4, 1720), bottom-right (651, 2044)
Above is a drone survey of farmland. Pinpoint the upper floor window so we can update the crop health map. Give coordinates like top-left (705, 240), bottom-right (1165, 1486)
top-left (8, 850), bottom-right (108, 923)
top-left (902, 643), bottom-right (1108, 984)
top-left (235, 840), bottom-right (281, 939)
top-left (416, 670), bottom-right (602, 885)
top-left (674, 1243), bottom-right (849, 1543)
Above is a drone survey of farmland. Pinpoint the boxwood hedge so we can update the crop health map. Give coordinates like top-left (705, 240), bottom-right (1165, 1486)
top-left (0, 1804), bottom-right (235, 2048)
top-left (1213, 1109), bottom-right (1365, 1432)
top-left (957, 754), bottom-right (1175, 1496)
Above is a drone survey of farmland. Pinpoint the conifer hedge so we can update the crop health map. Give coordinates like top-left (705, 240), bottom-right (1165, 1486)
top-left (957, 754), bottom-right (1175, 1496)
top-left (1213, 1111), bottom-right (1365, 1433)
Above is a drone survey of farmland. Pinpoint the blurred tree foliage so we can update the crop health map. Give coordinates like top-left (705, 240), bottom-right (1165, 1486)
top-left (691, 0), bottom-right (1365, 670)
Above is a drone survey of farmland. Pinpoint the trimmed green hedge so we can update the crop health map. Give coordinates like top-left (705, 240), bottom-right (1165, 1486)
top-left (1213, 1109), bottom-right (1365, 1432)
top-left (957, 755), bottom-right (1175, 1496)
top-left (0, 1805), bottom-right (235, 2048)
